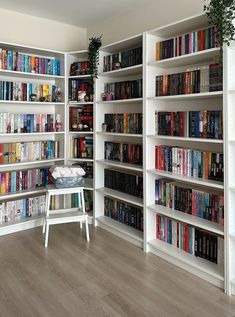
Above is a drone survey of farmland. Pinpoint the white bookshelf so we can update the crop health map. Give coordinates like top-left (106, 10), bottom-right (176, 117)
top-left (0, 42), bottom-right (66, 235)
top-left (144, 13), bottom-right (226, 292)
top-left (66, 50), bottom-right (95, 220)
top-left (94, 34), bottom-right (144, 244)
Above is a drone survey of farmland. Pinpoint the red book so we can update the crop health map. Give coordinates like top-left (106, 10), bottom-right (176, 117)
top-left (184, 224), bottom-right (189, 252)
top-left (155, 146), bottom-right (158, 169)
top-left (179, 112), bottom-right (185, 136)
top-left (170, 112), bottom-right (174, 136)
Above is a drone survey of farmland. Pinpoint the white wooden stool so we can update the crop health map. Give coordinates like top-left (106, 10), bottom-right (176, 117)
top-left (42, 185), bottom-right (90, 247)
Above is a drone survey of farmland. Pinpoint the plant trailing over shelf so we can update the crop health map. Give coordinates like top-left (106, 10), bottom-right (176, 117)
top-left (88, 35), bottom-right (102, 79)
top-left (204, 0), bottom-right (235, 52)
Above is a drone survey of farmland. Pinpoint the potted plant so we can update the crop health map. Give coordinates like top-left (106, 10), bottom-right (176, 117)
top-left (204, 0), bottom-right (235, 51)
top-left (88, 35), bottom-right (102, 79)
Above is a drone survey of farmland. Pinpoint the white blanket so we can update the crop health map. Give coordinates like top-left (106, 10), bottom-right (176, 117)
top-left (50, 166), bottom-right (85, 179)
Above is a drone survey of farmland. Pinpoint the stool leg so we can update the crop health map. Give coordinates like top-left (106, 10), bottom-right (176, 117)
top-left (43, 192), bottom-right (50, 234)
top-left (80, 221), bottom-right (83, 229)
top-left (85, 217), bottom-right (90, 242)
top-left (45, 224), bottom-right (50, 248)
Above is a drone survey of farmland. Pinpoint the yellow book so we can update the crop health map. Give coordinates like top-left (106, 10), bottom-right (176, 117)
top-left (42, 84), bottom-right (50, 98)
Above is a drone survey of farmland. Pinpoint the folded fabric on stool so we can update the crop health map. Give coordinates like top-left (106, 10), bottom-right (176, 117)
top-left (50, 166), bottom-right (85, 179)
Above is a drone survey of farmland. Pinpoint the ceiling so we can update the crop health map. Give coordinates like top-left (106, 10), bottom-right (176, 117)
top-left (0, 0), bottom-right (151, 28)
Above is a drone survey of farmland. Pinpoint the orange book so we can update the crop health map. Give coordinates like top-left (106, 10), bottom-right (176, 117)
top-left (156, 42), bottom-right (160, 61)
top-left (31, 56), bottom-right (36, 72)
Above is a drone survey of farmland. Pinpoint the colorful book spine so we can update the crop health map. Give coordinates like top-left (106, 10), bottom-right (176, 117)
top-left (155, 26), bottom-right (217, 60)
top-left (103, 79), bottom-right (142, 100)
top-left (104, 113), bottom-right (142, 134)
top-left (0, 49), bottom-right (61, 75)
top-left (69, 105), bottom-right (93, 132)
top-left (155, 145), bottom-right (223, 182)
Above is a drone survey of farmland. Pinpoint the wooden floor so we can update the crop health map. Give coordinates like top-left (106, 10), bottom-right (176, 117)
top-left (0, 225), bottom-right (235, 317)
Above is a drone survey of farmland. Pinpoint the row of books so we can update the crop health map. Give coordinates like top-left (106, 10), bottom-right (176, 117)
top-left (71, 191), bottom-right (93, 212)
top-left (0, 81), bottom-right (61, 102)
top-left (189, 111), bottom-right (223, 139)
top-left (155, 26), bottom-right (216, 60)
top-left (71, 137), bottom-right (93, 159)
top-left (105, 141), bottom-right (143, 166)
top-left (70, 61), bottom-right (91, 76)
top-left (68, 79), bottom-right (92, 102)
top-left (156, 111), bottom-right (185, 137)
top-left (0, 113), bottom-right (62, 134)
top-left (104, 196), bottom-right (143, 231)
top-left (155, 145), bottom-right (223, 182)
top-left (0, 141), bottom-right (60, 164)
top-left (155, 110), bottom-right (223, 139)
top-left (0, 49), bottom-right (61, 75)
top-left (156, 214), bottom-right (223, 264)
top-left (73, 162), bottom-right (93, 179)
top-left (103, 47), bottom-right (142, 72)
top-left (104, 113), bottom-right (142, 134)
top-left (155, 64), bottom-right (222, 96)
top-left (104, 79), bottom-right (142, 100)
top-left (104, 169), bottom-right (143, 198)
top-left (0, 195), bottom-right (45, 224)
top-left (69, 105), bottom-right (93, 132)
top-left (155, 179), bottom-right (224, 225)
top-left (0, 167), bottom-right (50, 194)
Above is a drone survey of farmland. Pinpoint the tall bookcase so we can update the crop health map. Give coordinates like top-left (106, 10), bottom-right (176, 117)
top-left (0, 42), bottom-right (66, 236)
top-left (66, 50), bottom-right (94, 221)
top-left (144, 14), bottom-right (225, 290)
top-left (94, 35), bottom-right (144, 247)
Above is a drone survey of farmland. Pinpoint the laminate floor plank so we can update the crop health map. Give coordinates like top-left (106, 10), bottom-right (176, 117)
top-left (0, 224), bottom-right (234, 317)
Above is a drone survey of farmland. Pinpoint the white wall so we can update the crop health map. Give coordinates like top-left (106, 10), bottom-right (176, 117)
top-left (88, 0), bottom-right (204, 45)
top-left (0, 8), bottom-right (87, 52)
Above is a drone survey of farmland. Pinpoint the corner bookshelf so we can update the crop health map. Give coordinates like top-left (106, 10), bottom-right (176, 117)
top-left (0, 41), bottom-right (66, 235)
top-left (66, 50), bottom-right (94, 222)
top-left (94, 34), bottom-right (144, 247)
top-left (144, 14), bottom-right (226, 291)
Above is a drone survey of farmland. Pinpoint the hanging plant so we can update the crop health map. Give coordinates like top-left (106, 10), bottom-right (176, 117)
top-left (88, 35), bottom-right (102, 79)
top-left (204, 0), bottom-right (235, 51)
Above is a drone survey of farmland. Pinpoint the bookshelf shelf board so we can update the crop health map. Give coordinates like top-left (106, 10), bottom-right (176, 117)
top-left (96, 215), bottom-right (143, 245)
top-left (97, 187), bottom-right (143, 207)
top-left (96, 98), bottom-right (143, 105)
top-left (97, 132), bottom-right (143, 138)
top-left (148, 169), bottom-right (224, 190)
top-left (0, 132), bottom-right (65, 137)
top-left (68, 74), bottom-right (92, 79)
top-left (96, 159), bottom-right (143, 172)
top-left (69, 131), bottom-right (94, 135)
top-left (0, 69), bottom-right (65, 80)
top-left (148, 91), bottom-right (223, 101)
top-left (68, 102), bottom-right (94, 106)
top-left (69, 158), bottom-right (94, 162)
top-left (0, 101), bottom-right (65, 105)
top-left (149, 48), bottom-right (220, 68)
top-left (148, 204), bottom-right (224, 236)
top-left (99, 64), bottom-right (143, 78)
top-left (147, 135), bottom-right (223, 144)
top-left (147, 239), bottom-right (224, 283)
top-left (100, 34), bottom-right (142, 53)
top-left (0, 187), bottom-right (47, 201)
top-left (0, 158), bottom-right (64, 168)
top-left (84, 178), bottom-right (94, 191)
top-left (0, 215), bottom-right (43, 236)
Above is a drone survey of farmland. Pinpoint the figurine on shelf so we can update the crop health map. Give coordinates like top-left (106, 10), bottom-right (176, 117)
top-left (46, 95), bottom-right (52, 102)
top-left (30, 94), bottom-right (37, 102)
top-left (39, 96), bottom-right (46, 102)
top-left (102, 123), bottom-right (107, 132)
top-left (114, 62), bottom-right (121, 70)
top-left (101, 93), bottom-right (106, 101)
top-left (55, 88), bottom-right (62, 103)
top-left (84, 94), bottom-right (90, 102)
top-left (77, 91), bottom-right (86, 102)
top-left (106, 92), bottom-right (113, 101)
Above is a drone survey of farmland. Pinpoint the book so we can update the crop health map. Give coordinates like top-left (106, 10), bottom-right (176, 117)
top-left (155, 179), bottom-right (224, 225)
top-left (68, 79), bottom-right (93, 102)
top-left (104, 196), bottom-right (143, 231)
top-left (104, 169), bottom-right (143, 198)
top-left (70, 61), bottom-right (91, 76)
top-left (155, 26), bottom-right (217, 60)
top-left (0, 49), bottom-right (61, 75)
top-left (0, 112), bottom-right (62, 134)
top-left (155, 111), bottom-right (186, 136)
top-left (104, 113), bottom-right (142, 134)
top-left (103, 79), bottom-right (142, 100)
top-left (155, 145), bottom-right (223, 182)
top-left (69, 105), bottom-right (93, 132)
top-left (155, 64), bottom-right (222, 96)
top-left (156, 213), bottom-right (223, 264)
top-left (72, 137), bottom-right (93, 159)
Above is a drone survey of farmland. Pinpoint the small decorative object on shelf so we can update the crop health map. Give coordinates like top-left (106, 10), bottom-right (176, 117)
top-left (114, 61), bottom-right (121, 70)
top-left (88, 35), bottom-right (102, 78)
